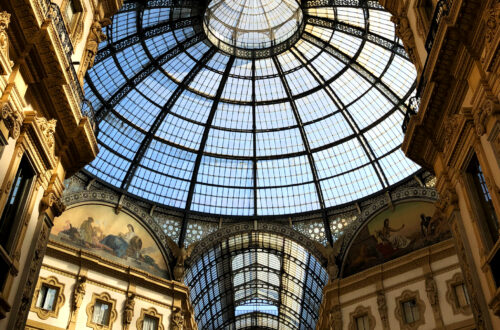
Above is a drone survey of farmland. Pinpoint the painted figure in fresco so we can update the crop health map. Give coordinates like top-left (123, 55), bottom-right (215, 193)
top-left (79, 217), bottom-right (96, 247)
top-left (100, 224), bottom-right (143, 259)
top-left (420, 213), bottom-right (432, 237)
top-left (60, 220), bottom-right (81, 241)
top-left (376, 218), bottom-right (411, 250)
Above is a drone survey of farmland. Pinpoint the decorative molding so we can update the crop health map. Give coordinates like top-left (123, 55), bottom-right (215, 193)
top-left (137, 307), bottom-right (165, 330)
top-left (449, 216), bottom-right (487, 329)
top-left (61, 0), bottom-right (87, 44)
top-left (391, 11), bottom-right (422, 74)
top-left (12, 216), bottom-right (53, 329)
top-left (30, 276), bottom-right (65, 320)
top-left (446, 272), bottom-right (472, 316)
top-left (348, 305), bottom-right (376, 330)
top-left (394, 290), bottom-right (426, 330)
top-left (85, 291), bottom-right (117, 330)
top-left (0, 11), bottom-right (13, 74)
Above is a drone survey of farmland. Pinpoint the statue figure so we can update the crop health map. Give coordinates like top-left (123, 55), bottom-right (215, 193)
top-left (72, 276), bottom-right (86, 311)
top-left (123, 293), bottom-right (135, 329)
top-left (391, 14), bottom-right (420, 71)
top-left (425, 276), bottom-right (438, 306)
top-left (377, 291), bottom-right (389, 329)
top-left (165, 237), bottom-right (197, 282)
top-left (79, 19), bottom-right (107, 83)
top-left (170, 307), bottom-right (184, 330)
top-left (314, 235), bottom-right (344, 281)
top-left (328, 306), bottom-right (342, 330)
top-left (85, 20), bottom-right (106, 69)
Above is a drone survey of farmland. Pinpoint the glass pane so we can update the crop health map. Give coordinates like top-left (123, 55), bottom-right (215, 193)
top-left (143, 315), bottom-right (159, 330)
top-left (355, 315), bottom-right (369, 330)
top-left (92, 301), bottom-right (111, 325)
top-left (402, 300), bottom-right (419, 324)
top-left (454, 284), bottom-right (470, 307)
top-left (43, 287), bottom-right (58, 311)
top-left (36, 285), bottom-right (48, 309)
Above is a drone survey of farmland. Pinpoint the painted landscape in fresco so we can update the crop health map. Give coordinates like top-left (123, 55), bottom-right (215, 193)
top-left (342, 201), bottom-right (451, 277)
top-left (52, 205), bottom-right (168, 278)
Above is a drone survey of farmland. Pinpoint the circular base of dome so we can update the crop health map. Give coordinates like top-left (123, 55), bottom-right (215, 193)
top-left (204, 22), bottom-right (305, 59)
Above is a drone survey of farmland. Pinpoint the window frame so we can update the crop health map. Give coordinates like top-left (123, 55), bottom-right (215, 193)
top-left (30, 276), bottom-right (65, 320)
top-left (348, 305), bottom-right (375, 330)
top-left (137, 307), bottom-right (165, 330)
top-left (446, 273), bottom-right (472, 315)
top-left (61, 0), bottom-right (86, 43)
top-left (394, 290), bottom-right (426, 330)
top-left (463, 153), bottom-right (499, 250)
top-left (86, 292), bottom-right (117, 330)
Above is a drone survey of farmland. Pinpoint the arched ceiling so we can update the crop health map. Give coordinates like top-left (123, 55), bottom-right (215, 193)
top-left (184, 231), bottom-right (328, 329)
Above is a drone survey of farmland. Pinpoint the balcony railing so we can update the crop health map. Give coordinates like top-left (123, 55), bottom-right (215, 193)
top-left (402, 97), bottom-right (419, 133)
top-left (46, 2), bottom-right (97, 132)
top-left (402, 0), bottom-right (451, 133)
top-left (424, 0), bottom-right (451, 53)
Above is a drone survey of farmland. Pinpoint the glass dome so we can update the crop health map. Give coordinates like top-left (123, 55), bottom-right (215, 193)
top-left (204, 0), bottom-right (304, 56)
top-left (84, 0), bottom-right (419, 217)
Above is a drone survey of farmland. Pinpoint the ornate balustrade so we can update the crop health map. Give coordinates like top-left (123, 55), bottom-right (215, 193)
top-left (46, 2), bottom-right (97, 133)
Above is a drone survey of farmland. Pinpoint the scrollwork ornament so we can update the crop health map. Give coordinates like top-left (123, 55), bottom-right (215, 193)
top-left (35, 116), bottom-right (57, 151)
top-left (1, 103), bottom-right (22, 140)
top-left (485, 4), bottom-right (500, 44)
top-left (444, 114), bottom-right (461, 148)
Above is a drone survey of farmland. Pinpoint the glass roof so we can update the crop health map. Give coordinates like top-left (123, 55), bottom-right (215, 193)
top-left (184, 232), bottom-right (328, 329)
top-left (84, 0), bottom-right (419, 218)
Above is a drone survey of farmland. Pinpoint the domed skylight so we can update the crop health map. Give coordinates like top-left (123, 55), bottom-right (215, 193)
top-left (84, 0), bottom-right (419, 217)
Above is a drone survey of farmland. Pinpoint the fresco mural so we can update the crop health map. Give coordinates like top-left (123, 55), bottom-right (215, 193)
top-left (342, 201), bottom-right (451, 277)
top-left (52, 205), bottom-right (168, 278)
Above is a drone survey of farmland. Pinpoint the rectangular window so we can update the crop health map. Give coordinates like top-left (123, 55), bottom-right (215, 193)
top-left (92, 300), bottom-right (111, 326)
top-left (0, 156), bottom-right (35, 253)
top-left (36, 284), bottom-right (58, 311)
top-left (65, 0), bottom-right (75, 24)
top-left (453, 283), bottom-right (470, 307)
top-left (423, 0), bottom-right (434, 21)
top-left (467, 155), bottom-right (499, 245)
top-left (402, 300), bottom-right (420, 324)
top-left (143, 315), bottom-right (159, 330)
top-left (355, 315), bottom-right (369, 330)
